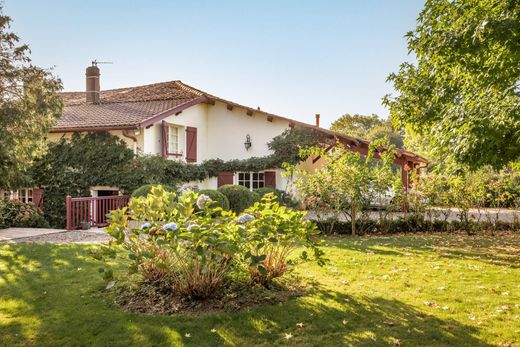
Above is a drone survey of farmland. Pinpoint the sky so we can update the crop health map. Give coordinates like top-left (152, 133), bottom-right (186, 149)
top-left (5, 0), bottom-right (424, 128)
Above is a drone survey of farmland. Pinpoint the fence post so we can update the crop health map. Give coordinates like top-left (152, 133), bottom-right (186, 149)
top-left (66, 195), bottom-right (72, 231)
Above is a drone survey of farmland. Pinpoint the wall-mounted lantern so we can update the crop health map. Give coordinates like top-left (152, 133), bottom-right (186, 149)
top-left (244, 134), bottom-right (252, 150)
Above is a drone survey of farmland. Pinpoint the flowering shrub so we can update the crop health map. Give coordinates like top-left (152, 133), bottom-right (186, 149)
top-left (103, 186), bottom-right (240, 298)
top-left (240, 194), bottom-right (325, 286)
top-left (0, 200), bottom-right (49, 228)
top-left (197, 189), bottom-right (230, 211)
top-left (99, 186), bottom-right (325, 300)
top-left (288, 139), bottom-right (401, 235)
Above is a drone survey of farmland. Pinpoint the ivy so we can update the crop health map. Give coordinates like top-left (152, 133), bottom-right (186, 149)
top-left (29, 128), bottom-right (325, 227)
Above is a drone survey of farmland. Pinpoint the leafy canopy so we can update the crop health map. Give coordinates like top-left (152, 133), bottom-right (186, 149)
top-left (384, 0), bottom-right (520, 169)
top-left (331, 114), bottom-right (404, 148)
top-left (0, 7), bottom-right (63, 188)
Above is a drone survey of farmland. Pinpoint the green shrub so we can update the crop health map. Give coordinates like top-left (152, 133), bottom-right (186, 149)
top-left (198, 189), bottom-right (230, 210)
top-left (0, 200), bottom-right (49, 228)
top-left (315, 215), bottom-right (520, 235)
top-left (254, 187), bottom-right (299, 208)
top-left (131, 184), bottom-right (176, 198)
top-left (13, 213), bottom-right (50, 228)
top-left (218, 185), bottom-right (260, 213)
top-left (98, 187), bottom-right (325, 301)
top-left (241, 194), bottom-right (325, 286)
top-left (103, 186), bottom-right (241, 299)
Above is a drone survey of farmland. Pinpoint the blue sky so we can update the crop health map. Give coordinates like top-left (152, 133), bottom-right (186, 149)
top-left (6, 0), bottom-right (424, 128)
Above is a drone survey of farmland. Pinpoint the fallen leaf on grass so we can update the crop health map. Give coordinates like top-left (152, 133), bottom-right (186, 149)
top-left (392, 338), bottom-right (402, 346)
top-left (106, 280), bottom-right (116, 290)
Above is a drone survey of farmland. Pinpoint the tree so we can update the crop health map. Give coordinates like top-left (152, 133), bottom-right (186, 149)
top-left (287, 138), bottom-right (401, 235)
top-left (331, 114), bottom-right (404, 148)
top-left (384, 0), bottom-right (520, 169)
top-left (0, 8), bottom-right (62, 189)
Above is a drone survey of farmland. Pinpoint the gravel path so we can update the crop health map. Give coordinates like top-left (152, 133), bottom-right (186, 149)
top-left (2, 230), bottom-right (111, 244)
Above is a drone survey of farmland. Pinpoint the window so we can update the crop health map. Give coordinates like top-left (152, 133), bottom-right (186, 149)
top-left (17, 188), bottom-right (33, 203)
top-left (167, 126), bottom-right (179, 155)
top-left (237, 172), bottom-right (264, 190)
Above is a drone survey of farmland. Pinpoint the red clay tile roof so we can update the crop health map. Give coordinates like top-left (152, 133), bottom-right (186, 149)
top-left (55, 80), bottom-right (428, 164)
top-left (55, 81), bottom-right (204, 131)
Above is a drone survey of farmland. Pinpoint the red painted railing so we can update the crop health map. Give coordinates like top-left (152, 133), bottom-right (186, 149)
top-left (66, 195), bottom-right (130, 231)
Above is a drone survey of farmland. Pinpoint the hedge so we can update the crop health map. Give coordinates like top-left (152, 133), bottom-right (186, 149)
top-left (218, 185), bottom-right (260, 213)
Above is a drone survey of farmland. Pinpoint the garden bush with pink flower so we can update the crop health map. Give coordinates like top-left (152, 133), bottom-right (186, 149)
top-left (98, 185), bottom-right (323, 301)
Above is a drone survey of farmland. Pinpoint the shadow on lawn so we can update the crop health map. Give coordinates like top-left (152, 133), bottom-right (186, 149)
top-left (326, 233), bottom-right (520, 269)
top-left (0, 243), bottom-right (492, 346)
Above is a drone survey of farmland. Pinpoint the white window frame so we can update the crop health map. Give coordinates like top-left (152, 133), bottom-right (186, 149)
top-left (237, 172), bottom-right (265, 191)
top-left (17, 188), bottom-right (33, 203)
top-left (167, 125), bottom-right (180, 155)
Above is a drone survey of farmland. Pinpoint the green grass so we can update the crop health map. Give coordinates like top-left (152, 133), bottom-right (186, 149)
top-left (1, 233), bottom-right (519, 346)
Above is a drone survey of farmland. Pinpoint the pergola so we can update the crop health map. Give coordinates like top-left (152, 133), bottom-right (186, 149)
top-left (306, 127), bottom-right (429, 211)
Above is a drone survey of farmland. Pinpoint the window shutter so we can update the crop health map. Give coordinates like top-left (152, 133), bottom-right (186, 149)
top-left (33, 188), bottom-right (44, 208)
top-left (217, 172), bottom-right (234, 188)
top-left (161, 121), bottom-right (168, 158)
top-left (264, 171), bottom-right (276, 188)
top-left (186, 127), bottom-right (197, 162)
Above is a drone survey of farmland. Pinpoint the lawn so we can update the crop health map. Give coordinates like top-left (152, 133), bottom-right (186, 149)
top-left (0, 233), bottom-right (518, 347)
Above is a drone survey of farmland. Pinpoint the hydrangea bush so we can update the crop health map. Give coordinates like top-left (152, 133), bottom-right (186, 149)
top-left (99, 186), bottom-right (324, 299)
top-left (103, 186), bottom-right (240, 298)
top-left (240, 194), bottom-right (324, 286)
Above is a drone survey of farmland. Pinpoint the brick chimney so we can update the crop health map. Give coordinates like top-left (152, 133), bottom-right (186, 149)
top-left (86, 65), bottom-right (100, 104)
top-left (315, 113), bottom-right (320, 127)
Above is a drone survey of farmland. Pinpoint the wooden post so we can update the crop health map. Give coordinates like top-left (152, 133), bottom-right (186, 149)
top-left (66, 195), bottom-right (72, 231)
top-left (401, 163), bottom-right (409, 213)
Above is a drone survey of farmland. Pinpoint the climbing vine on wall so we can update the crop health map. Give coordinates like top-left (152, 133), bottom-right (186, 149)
top-left (29, 128), bottom-right (326, 227)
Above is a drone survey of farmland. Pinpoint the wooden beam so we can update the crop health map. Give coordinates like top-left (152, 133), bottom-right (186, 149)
top-left (226, 104), bottom-right (234, 111)
top-left (312, 144), bottom-right (334, 164)
top-left (289, 122), bottom-right (295, 128)
top-left (246, 110), bottom-right (253, 116)
top-left (267, 115), bottom-right (273, 122)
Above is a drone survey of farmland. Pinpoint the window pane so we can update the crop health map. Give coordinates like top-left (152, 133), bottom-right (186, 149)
top-left (252, 182), bottom-right (258, 189)
top-left (258, 181), bottom-right (264, 188)
top-left (168, 126), bottom-right (179, 153)
top-left (259, 173), bottom-right (264, 180)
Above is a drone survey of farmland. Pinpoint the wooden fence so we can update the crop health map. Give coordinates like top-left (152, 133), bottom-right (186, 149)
top-left (66, 195), bottom-right (130, 231)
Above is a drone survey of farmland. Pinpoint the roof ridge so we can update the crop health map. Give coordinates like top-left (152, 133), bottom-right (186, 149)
top-left (60, 80), bottom-right (183, 94)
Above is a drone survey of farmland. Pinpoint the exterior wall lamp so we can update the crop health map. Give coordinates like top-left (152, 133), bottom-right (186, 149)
top-left (244, 134), bottom-right (252, 150)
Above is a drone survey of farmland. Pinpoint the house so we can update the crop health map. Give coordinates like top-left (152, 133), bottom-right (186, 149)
top-left (8, 64), bottom-right (428, 207)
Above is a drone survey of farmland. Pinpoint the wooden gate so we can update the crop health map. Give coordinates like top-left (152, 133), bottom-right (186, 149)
top-left (66, 195), bottom-right (130, 231)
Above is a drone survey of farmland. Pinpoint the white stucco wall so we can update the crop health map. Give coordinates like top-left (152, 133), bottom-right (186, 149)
top-left (138, 101), bottom-right (293, 190)
top-left (206, 102), bottom-right (290, 160)
top-left (50, 101), bottom-right (298, 192)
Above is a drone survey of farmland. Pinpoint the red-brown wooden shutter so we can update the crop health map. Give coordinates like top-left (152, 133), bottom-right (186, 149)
top-left (161, 121), bottom-right (168, 158)
top-left (33, 188), bottom-right (44, 209)
top-left (186, 127), bottom-right (197, 162)
top-left (264, 171), bottom-right (276, 188)
top-left (217, 172), bottom-right (234, 188)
